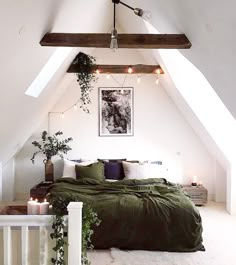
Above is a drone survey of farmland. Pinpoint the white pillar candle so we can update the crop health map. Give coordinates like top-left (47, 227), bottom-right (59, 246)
top-left (30, 199), bottom-right (40, 215)
top-left (40, 199), bottom-right (49, 215)
top-left (27, 198), bottom-right (36, 215)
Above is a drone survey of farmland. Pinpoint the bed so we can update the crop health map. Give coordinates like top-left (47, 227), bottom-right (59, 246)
top-left (48, 175), bottom-right (204, 252)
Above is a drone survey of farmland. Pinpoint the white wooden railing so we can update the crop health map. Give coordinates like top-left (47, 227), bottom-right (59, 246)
top-left (0, 202), bottom-right (83, 265)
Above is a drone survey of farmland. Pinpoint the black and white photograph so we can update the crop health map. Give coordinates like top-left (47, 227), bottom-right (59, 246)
top-left (99, 87), bottom-right (133, 136)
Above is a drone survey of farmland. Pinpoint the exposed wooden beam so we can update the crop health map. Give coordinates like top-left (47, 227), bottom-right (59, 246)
top-left (40, 33), bottom-right (191, 49)
top-left (67, 64), bottom-right (164, 74)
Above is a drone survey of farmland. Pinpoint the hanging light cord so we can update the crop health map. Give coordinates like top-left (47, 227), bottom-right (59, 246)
top-left (113, 2), bottom-right (116, 29)
top-left (119, 1), bottom-right (134, 11)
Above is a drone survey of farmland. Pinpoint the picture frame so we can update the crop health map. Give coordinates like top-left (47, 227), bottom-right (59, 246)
top-left (99, 87), bottom-right (134, 136)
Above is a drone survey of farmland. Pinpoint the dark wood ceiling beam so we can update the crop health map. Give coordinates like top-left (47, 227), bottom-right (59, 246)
top-left (67, 64), bottom-right (164, 74)
top-left (40, 33), bottom-right (191, 49)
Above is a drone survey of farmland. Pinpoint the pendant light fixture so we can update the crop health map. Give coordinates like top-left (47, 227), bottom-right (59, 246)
top-left (110, 0), bottom-right (152, 51)
top-left (110, 2), bottom-right (118, 50)
top-left (112, 0), bottom-right (151, 20)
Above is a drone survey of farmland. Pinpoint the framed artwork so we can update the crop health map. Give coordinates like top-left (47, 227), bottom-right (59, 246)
top-left (99, 87), bottom-right (134, 136)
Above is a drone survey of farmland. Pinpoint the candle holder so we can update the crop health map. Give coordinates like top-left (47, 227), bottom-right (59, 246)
top-left (191, 175), bottom-right (198, 186)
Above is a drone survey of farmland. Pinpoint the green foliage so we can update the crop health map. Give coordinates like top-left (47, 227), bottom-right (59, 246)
top-left (49, 194), bottom-right (101, 265)
top-left (81, 204), bottom-right (101, 265)
top-left (31, 131), bottom-right (73, 163)
top-left (73, 52), bottom-right (97, 113)
top-left (50, 215), bottom-right (66, 265)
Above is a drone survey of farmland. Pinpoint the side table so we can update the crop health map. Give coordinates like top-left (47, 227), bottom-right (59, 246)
top-left (182, 185), bottom-right (208, 206)
top-left (30, 181), bottom-right (54, 202)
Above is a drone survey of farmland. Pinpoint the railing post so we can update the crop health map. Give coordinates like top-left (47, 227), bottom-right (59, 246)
top-left (67, 202), bottom-right (83, 265)
top-left (3, 226), bottom-right (12, 265)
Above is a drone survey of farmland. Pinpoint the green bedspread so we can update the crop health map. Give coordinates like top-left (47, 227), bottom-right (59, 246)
top-left (48, 177), bottom-right (204, 252)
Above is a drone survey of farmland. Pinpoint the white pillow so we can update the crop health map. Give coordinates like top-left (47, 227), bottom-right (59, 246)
top-left (62, 159), bottom-right (94, 179)
top-left (122, 161), bottom-right (148, 180)
top-left (122, 161), bottom-right (165, 180)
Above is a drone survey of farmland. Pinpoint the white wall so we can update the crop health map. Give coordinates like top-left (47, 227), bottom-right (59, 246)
top-left (15, 72), bottom-right (224, 201)
top-left (2, 158), bottom-right (15, 201)
top-left (0, 162), bottom-right (2, 200)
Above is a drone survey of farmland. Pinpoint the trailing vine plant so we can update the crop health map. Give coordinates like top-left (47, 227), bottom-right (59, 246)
top-left (49, 194), bottom-right (101, 265)
top-left (73, 52), bottom-right (97, 113)
top-left (50, 215), bottom-right (66, 265)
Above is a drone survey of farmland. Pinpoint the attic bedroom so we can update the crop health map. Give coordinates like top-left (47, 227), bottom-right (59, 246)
top-left (0, 0), bottom-right (236, 265)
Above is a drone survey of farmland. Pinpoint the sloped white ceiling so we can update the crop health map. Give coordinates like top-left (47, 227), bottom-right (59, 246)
top-left (0, 0), bottom-right (112, 164)
top-left (117, 0), bottom-right (236, 118)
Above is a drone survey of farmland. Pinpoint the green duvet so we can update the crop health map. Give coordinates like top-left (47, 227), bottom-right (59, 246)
top-left (48, 177), bottom-right (204, 252)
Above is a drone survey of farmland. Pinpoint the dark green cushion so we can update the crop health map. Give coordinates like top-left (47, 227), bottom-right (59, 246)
top-left (75, 162), bottom-right (105, 181)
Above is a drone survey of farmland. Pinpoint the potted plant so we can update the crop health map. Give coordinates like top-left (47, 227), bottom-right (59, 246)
top-left (31, 131), bottom-right (73, 181)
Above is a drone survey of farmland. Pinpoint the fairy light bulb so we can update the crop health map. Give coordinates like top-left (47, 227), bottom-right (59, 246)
top-left (155, 78), bottom-right (159, 85)
top-left (106, 74), bottom-right (110, 79)
top-left (74, 104), bottom-right (77, 111)
top-left (61, 112), bottom-right (65, 118)
top-left (128, 66), bottom-right (133, 74)
top-left (137, 76), bottom-right (141, 84)
top-left (121, 89), bottom-right (124, 94)
top-left (96, 69), bottom-right (100, 74)
top-left (156, 68), bottom-right (162, 75)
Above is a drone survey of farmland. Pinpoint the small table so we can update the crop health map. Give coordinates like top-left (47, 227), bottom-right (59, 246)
top-left (30, 181), bottom-right (54, 202)
top-left (182, 185), bottom-right (208, 206)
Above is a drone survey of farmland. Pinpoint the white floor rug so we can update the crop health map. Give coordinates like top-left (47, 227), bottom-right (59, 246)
top-left (88, 202), bottom-right (236, 265)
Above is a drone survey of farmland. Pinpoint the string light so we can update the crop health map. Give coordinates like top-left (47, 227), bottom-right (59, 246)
top-left (49, 68), bottom-right (163, 122)
top-left (128, 66), bottom-right (133, 74)
top-left (156, 68), bottom-right (162, 74)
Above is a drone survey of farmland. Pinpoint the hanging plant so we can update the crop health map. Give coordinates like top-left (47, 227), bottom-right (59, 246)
top-left (49, 194), bottom-right (101, 265)
top-left (73, 52), bottom-right (97, 113)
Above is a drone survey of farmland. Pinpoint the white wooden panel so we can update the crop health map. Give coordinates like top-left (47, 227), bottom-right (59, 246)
top-left (3, 226), bottom-right (11, 265)
top-left (0, 215), bottom-right (67, 227)
top-left (21, 226), bottom-right (28, 265)
top-left (39, 226), bottom-right (48, 265)
top-left (67, 202), bottom-right (83, 265)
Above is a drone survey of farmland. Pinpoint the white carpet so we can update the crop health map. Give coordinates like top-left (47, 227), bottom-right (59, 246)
top-left (88, 202), bottom-right (236, 265)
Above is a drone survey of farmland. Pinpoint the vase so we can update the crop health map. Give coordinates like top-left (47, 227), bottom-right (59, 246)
top-left (43, 158), bottom-right (54, 182)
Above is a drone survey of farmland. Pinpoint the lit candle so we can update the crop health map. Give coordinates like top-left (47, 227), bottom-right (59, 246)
top-left (192, 175), bottom-right (198, 186)
top-left (27, 197), bottom-right (35, 215)
top-left (30, 199), bottom-right (40, 215)
top-left (40, 199), bottom-right (49, 215)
